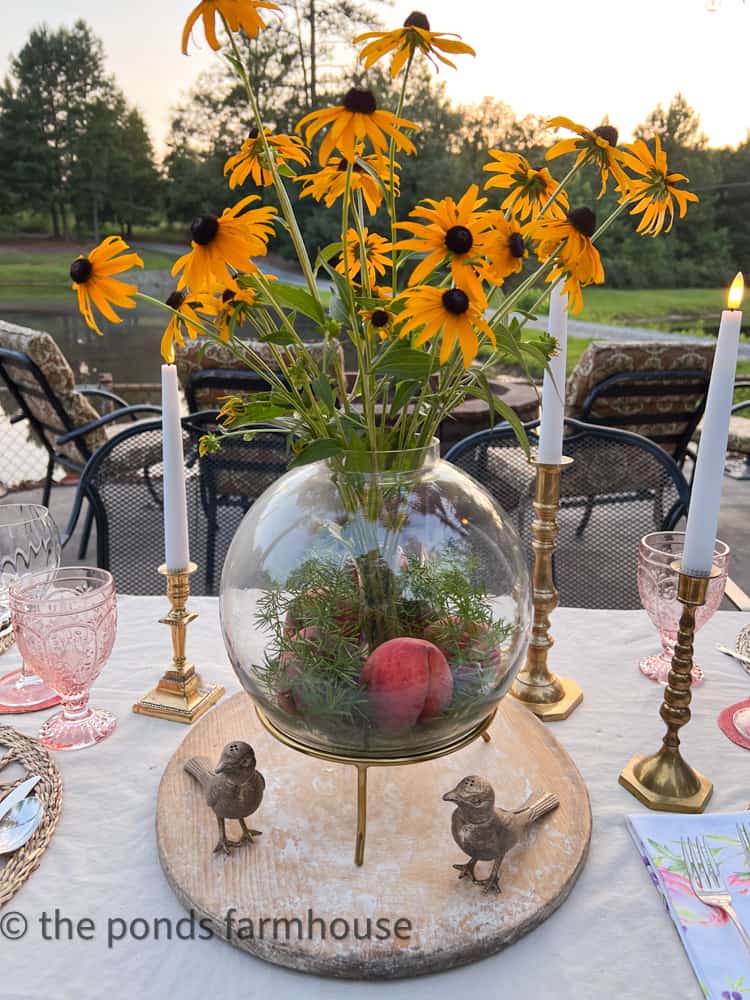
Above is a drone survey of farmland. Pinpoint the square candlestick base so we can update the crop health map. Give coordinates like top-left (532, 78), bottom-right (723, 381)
top-left (619, 754), bottom-right (713, 814)
top-left (133, 678), bottom-right (225, 725)
top-left (510, 675), bottom-right (583, 721)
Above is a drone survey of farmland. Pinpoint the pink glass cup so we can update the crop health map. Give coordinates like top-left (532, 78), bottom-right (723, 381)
top-left (637, 531), bottom-right (729, 685)
top-left (0, 503), bottom-right (62, 712)
top-left (10, 567), bottom-right (117, 750)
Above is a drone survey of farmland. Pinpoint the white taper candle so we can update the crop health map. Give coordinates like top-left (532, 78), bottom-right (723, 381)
top-left (536, 284), bottom-right (569, 464)
top-left (161, 364), bottom-right (190, 571)
top-left (682, 274), bottom-right (744, 575)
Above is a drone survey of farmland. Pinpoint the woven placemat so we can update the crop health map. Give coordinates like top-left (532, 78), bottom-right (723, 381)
top-left (0, 725), bottom-right (63, 908)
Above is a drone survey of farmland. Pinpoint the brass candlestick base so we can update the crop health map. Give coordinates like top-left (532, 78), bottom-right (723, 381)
top-left (510, 457), bottom-right (583, 722)
top-left (619, 565), bottom-right (718, 813)
top-left (133, 563), bottom-right (224, 724)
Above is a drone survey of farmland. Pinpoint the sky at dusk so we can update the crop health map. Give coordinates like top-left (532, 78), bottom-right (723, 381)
top-left (2, 0), bottom-right (749, 156)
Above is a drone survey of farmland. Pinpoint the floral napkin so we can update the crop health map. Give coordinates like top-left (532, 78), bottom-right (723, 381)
top-left (628, 812), bottom-right (750, 1000)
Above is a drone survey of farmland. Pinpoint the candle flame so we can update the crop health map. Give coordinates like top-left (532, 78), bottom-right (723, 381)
top-left (728, 272), bottom-right (744, 310)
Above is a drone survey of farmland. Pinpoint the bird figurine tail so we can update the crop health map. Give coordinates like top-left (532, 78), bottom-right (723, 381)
top-left (184, 755), bottom-right (213, 788)
top-left (525, 791), bottom-right (560, 824)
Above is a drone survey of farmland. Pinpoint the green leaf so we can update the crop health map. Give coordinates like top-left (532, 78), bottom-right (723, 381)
top-left (389, 379), bottom-right (419, 419)
top-left (271, 282), bottom-right (325, 324)
top-left (289, 438), bottom-right (343, 468)
top-left (224, 402), bottom-right (292, 429)
top-left (373, 344), bottom-right (432, 379)
top-left (490, 396), bottom-right (530, 457)
top-left (260, 329), bottom-right (296, 346)
top-left (312, 372), bottom-right (335, 410)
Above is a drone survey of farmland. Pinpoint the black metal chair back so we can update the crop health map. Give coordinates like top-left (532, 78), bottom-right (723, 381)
top-left (445, 418), bottom-right (691, 609)
top-left (185, 368), bottom-right (274, 413)
top-left (577, 368), bottom-right (710, 466)
top-left (64, 412), bottom-right (289, 596)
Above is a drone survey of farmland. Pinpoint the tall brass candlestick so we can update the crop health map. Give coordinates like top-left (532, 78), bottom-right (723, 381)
top-left (133, 563), bottom-right (224, 724)
top-left (510, 458), bottom-right (583, 721)
top-left (619, 565), bottom-right (716, 812)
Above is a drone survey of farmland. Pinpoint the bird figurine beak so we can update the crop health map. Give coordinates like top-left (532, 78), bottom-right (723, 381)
top-left (442, 786), bottom-right (460, 803)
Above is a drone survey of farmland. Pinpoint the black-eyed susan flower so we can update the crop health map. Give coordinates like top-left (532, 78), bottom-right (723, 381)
top-left (354, 11), bottom-right (475, 77)
top-left (335, 228), bottom-right (392, 286)
top-left (396, 184), bottom-right (491, 300)
top-left (215, 279), bottom-right (258, 340)
top-left (172, 195), bottom-right (277, 291)
top-left (358, 289), bottom-right (395, 341)
top-left (396, 285), bottom-right (495, 368)
top-left (181, 0), bottom-right (280, 54)
top-left (619, 136), bottom-right (699, 236)
top-left (297, 88), bottom-right (417, 166)
top-left (296, 151), bottom-right (398, 215)
top-left (528, 207), bottom-right (605, 314)
top-left (479, 212), bottom-right (527, 286)
top-left (546, 117), bottom-right (630, 198)
top-left (160, 288), bottom-right (217, 363)
top-left (483, 151), bottom-right (568, 221)
top-left (224, 128), bottom-right (309, 188)
top-left (69, 237), bottom-right (143, 336)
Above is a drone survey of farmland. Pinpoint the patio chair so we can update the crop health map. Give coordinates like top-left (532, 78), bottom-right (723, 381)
top-left (62, 411), bottom-right (289, 595)
top-left (174, 337), bottom-right (344, 413)
top-left (445, 418), bottom-right (692, 609)
top-left (0, 319), bottom-right (160, 506)
top-left (565, 340), bottom-right (714, 467)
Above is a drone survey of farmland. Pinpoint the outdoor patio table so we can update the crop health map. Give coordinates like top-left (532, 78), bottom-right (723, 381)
top-left (3, 597), bottom-right (749, 1000)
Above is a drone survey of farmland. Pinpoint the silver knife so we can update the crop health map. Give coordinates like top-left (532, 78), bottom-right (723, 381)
top-left (717, 644), bottom-right (750, 675)
top-left (0, 776), bottom-right (40, 824)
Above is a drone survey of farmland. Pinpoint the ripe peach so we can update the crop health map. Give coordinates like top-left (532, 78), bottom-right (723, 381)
top-left (362, 637), bottom-right (451, 732)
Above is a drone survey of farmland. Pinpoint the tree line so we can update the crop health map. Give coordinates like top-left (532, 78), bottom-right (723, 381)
top-left (1, 9), bottom-right (748, 288)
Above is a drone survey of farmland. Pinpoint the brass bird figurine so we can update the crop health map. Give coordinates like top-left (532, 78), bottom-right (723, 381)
top-left (184, 741), bottom-right (265, 855)
top-left (443, 775), bottom-right (559, 894)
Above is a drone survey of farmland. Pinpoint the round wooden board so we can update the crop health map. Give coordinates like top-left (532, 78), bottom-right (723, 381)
top-left (156, 693), bottom-right (591, 979)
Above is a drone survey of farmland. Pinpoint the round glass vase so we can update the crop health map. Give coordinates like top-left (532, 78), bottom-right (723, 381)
top-left (220, 440), bottom-right (531, 760)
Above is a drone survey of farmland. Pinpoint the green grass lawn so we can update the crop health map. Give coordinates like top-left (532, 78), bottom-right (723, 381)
top-left (518, 286), bottom-right (726, 325)
top-left (0, 249), bottom-right (174, 287)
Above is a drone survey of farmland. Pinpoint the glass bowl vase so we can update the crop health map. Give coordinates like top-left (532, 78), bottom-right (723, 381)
top-left (220, 441), bottom-right (532, 760)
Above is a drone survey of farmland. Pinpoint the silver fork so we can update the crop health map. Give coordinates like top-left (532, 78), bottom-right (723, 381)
top-left (681, 836), bottom-right (750, 953)
top-left (738, 823), bottom-right (750, 867)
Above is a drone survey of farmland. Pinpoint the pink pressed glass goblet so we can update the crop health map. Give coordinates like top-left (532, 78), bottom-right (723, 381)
top-left (10, 567), bottom-right (117, 750)
top-left (637, 531), bottom-right (729, 686)
top-left (0, 503), bottom-right (62, 712)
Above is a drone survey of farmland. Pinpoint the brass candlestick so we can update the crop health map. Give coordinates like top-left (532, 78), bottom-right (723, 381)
top-left (133, 563), bottom-right (224, 724)
top-left (510, 457), bottom-right (583, 721)
top-left (619, 564), bottom-right (718, 812)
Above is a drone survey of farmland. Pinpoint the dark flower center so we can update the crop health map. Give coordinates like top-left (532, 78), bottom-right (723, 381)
top-left (593, 124), bottom-right (619, 147)
top-left (248, 127), bottom-right (260, 140)
top-left (222, 288), bottom-right (236, 303)
top-left (191, 215), bottom-right (219, 246)
top-left (69, 258), bottom-right (93, 284)
top-left (509, 232), bottom-right (525, 258)
top-left (442, 288), bottom-right (470, 315)
top-left (404, 11), bottom-right (430, 30)
top-left (567, 207), bottom-right (596, 238)
top-left (371, 308), bottom-right (389, 328)
top-left (445, 225), bottom-right (473, 255)
top-left (337, 158), bottom-right (364, 173)
top-left (166, 290), bottom-right (186, 310)
top-left (343, 88), bottom-right (377, 115)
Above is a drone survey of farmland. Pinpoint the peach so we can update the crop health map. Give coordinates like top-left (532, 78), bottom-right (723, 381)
top-left (362, 637), bottom-right (451, 732)
top-left (424, 616), bottom-right (502, 677)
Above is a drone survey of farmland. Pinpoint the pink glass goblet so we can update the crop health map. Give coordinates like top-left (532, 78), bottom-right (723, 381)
top-left (637, 531), bottom-right (729, 686)
top-left (0, 503), bottom-right (63, 712)
top-left (10, 567), bottom-right (117, 750)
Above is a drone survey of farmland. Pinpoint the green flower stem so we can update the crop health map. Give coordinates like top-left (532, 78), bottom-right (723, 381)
top-left (592, 197), bottom-right (630, 241)
top-left (536, 158), bottom-right (585, 219)
top-left (224, 29), bottom-right (322, 309)
top-left (388, 51), bottom-right (414, 284)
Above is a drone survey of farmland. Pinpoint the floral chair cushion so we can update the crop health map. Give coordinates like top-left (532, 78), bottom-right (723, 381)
top-left (565, 340), bottom-right (715, 447)
top-left (174, 337), bottom-right (345, 411)
top-left (0, 320), bottom-right (105, 462)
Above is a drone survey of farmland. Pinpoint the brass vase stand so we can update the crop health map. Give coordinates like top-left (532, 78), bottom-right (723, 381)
top-left (255, 706), bottom-right (496, 866)
top-left (133, 563), bottom-right (224, 724)
top-left (510, 458), bottom-right (583, 721)
top-left (619, 564), bottom-right (718, 812)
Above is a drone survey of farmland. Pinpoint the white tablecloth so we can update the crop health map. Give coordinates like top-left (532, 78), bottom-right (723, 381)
top-left (2, 598), bottom-right (749, 1000)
